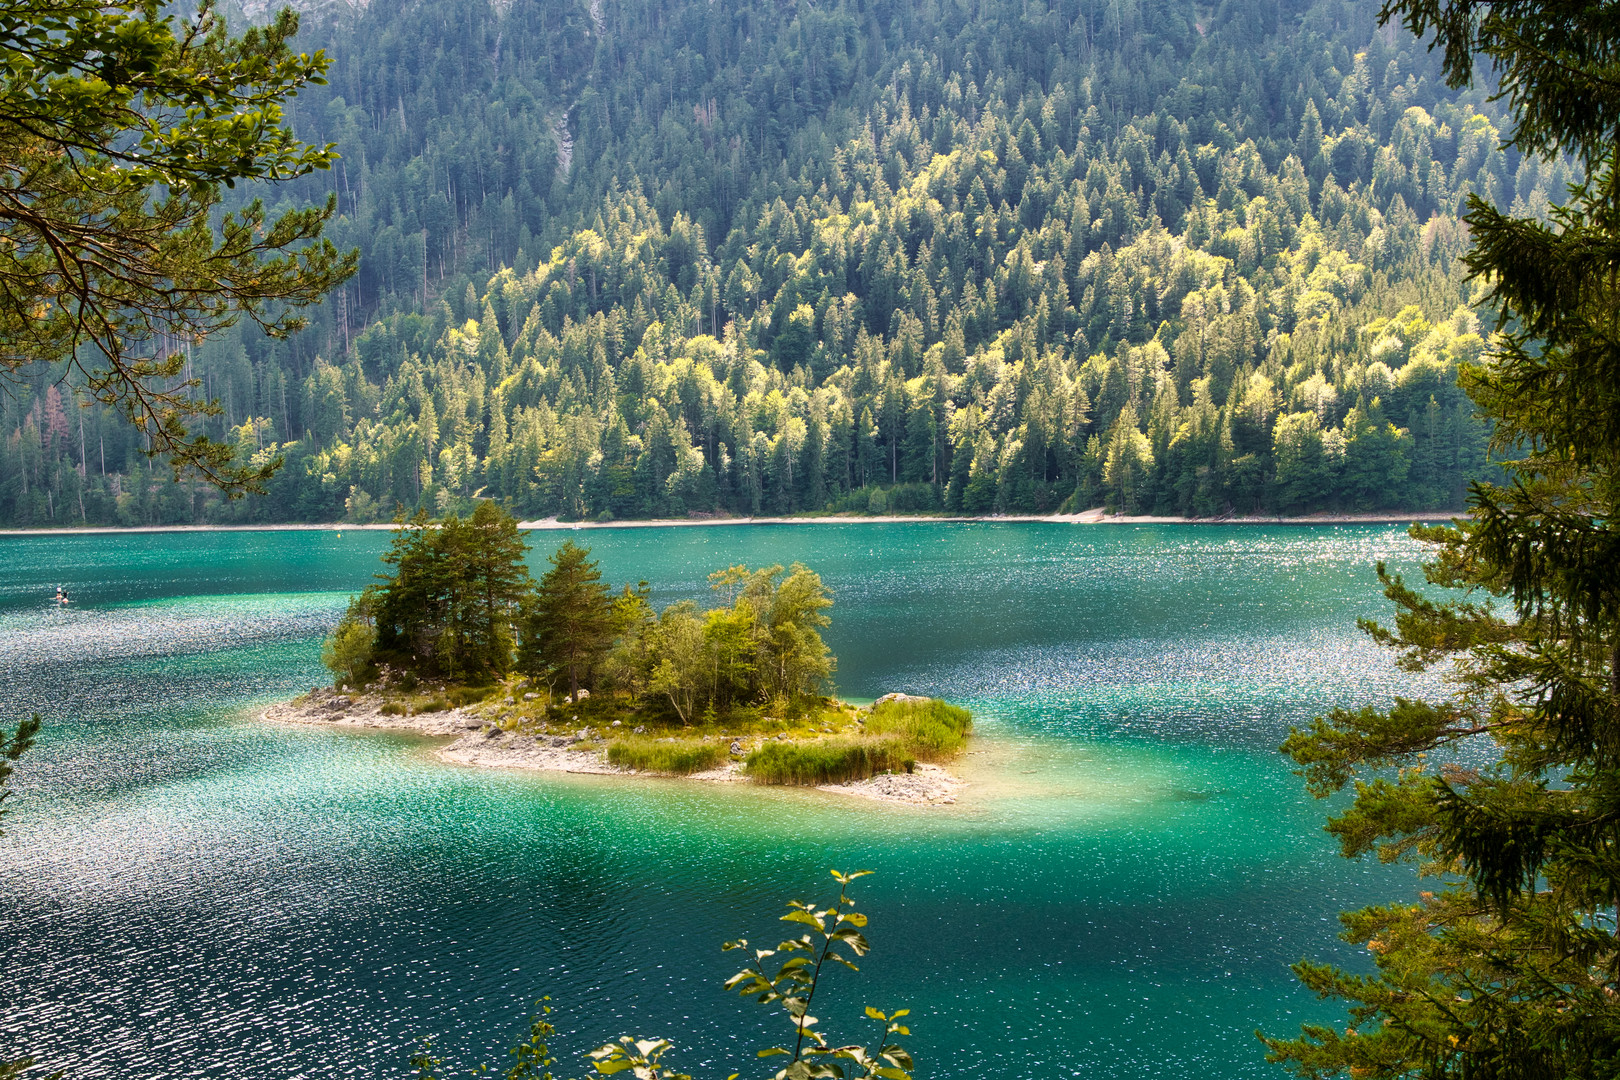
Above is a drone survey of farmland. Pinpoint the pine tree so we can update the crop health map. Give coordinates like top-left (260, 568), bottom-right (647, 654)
top-left (1264, 1), bottom-right (1620, 1075)
top-left (521, 540), bottom-right (616, 704)
top-left (0, 0), bottom-right (355, 490)
top-left (370, 505), bottom-right (531, 681)
top-left (0, 715), bottom-right (40, 839)
top-left (457, 502), bottom-right (534, 677)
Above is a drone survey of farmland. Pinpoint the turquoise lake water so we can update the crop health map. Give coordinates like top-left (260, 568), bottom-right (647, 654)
top-left (0, 523), bottom-right (1439, 1078)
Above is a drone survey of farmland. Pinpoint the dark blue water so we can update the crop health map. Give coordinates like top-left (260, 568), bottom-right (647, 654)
top-left (0, 523), bottom-right (1435, 1078)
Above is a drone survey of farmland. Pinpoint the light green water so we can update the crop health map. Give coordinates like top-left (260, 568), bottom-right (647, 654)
top-left (0, 523), bottom-right (1436, 1078)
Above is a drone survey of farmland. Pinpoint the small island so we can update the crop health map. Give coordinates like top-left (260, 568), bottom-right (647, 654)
top-left (267, 505), bottom-right (971, 805)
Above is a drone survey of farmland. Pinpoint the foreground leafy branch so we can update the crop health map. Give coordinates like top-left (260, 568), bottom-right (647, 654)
top-left (0, 0), bottom-right (357, 492)
top-left (720, 869), bottom-right (912, 1080)
top-left (411, 870), bottom-right (913, 1080)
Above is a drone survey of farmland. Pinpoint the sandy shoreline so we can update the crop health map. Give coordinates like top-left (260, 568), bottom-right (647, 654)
top-left (0, 509), bottom-right (1459, 537)
top-left (263, 692), bottom-right (965, 806)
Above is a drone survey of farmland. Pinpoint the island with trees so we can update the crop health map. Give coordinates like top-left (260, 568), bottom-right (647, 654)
top-left (267, 503), bottom-right (971, 804)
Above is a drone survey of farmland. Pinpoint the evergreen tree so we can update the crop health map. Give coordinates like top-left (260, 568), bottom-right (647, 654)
top-left (370, 505), bottom-right (531, 681)
top-left (0, 715), bottom-right (40, 839)
top-left (0, 712), bottom-right (39, 1079)
top-left (458, 502), bottom-right (534, 676)
top-left (0, 0), bottom-right (355, 489)
top-left (1264, 0), bottom-right (1620, 1074)
top-left (521, 540), bottom-right (615, 704)
top-left (0, 0), bottom-right (1535, 525)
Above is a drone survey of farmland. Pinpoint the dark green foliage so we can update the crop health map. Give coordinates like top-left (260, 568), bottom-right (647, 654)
top-left (605, 738), bottom-right (727, 775)
top-left (0, 714), bottom-right (49, 1080)
top-left (368, 502), bottom-right (533, 681)
top-left (1261, 1), bottom-right (1620, 1076)
top-left (519, 539), bottom-right (615, 703)
top-left (330, 524), bottom-right (842, 719)
top-left (1, 0), bottom-right (1538, 525)
top-left (863, 698), bottom-right (973, 762)
top-left (0, 0), bottom-right (355, 492)
top-left (0, 715), bottom-right (40, 840)
top-left (745, 738), bottom-right (912, 786)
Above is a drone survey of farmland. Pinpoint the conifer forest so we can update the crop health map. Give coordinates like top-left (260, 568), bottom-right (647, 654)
top-left (0, 0), bottom-right (1550, 526)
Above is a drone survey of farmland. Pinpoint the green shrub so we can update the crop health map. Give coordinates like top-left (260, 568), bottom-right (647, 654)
top-left (606, 738), bottom-right (728, 775)
top-left (446, 685), bottom-right (492, 707)
top-left (864, 698), bottom-right (972, 761)
top-left (419, 697), bottom-right (450, 713)
top-left (745, 738), bottom-right (912, 785)
top-left (379, 701), bottom-right (406, 716)
top-left (321, 612), bottom-right (375, 690)
top-left (885, 482), bottom-right (942, 513)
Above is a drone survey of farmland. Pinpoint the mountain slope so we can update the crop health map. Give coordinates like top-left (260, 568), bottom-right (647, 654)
top-left (1, 0), bottom-right (1561, 525)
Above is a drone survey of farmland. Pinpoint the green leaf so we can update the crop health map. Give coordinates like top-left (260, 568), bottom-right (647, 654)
top-left (830, 928), bottom-right (869, 951)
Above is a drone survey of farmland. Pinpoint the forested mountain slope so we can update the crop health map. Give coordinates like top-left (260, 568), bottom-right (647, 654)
top-left (1, 0), bottom-right (1565, 525)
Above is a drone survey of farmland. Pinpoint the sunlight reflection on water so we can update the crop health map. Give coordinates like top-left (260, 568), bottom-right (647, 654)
top-left (0, 524), bottom-right (1439, 1079)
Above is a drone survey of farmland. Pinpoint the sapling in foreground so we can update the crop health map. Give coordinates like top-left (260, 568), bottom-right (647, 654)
top-left (409, 870), bottom-right (913, 1080)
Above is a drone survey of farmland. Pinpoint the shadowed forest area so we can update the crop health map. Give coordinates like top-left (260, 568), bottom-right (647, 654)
top-left (1, 0), bottom-right (1548, 526)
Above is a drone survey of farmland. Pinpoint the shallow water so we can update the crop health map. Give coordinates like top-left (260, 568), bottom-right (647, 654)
top-left (0, 523), bottom-right (1437, 1078)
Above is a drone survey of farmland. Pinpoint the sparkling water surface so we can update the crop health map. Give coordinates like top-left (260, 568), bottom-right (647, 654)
top-left (0, 523), bottom-right (1437, 1078)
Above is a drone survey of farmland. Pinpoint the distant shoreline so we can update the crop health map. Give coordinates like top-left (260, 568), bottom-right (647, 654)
top-left (0, 508), bottom-right (1463, 537)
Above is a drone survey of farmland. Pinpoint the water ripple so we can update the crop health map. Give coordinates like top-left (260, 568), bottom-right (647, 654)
top-left (0, 524), bottom-right (1437, 1079)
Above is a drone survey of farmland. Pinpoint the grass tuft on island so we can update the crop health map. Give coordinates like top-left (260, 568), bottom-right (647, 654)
top-left (743, 699), bottom-right (973, 784)
top-left (862, 698), bottom-right (973, 761)
top-left (745, 737), bottom-right (912, 785)
top-left (606, 737), bottom-right (728, 775)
